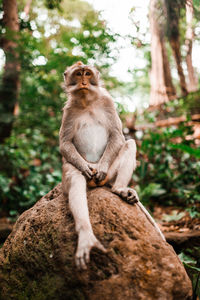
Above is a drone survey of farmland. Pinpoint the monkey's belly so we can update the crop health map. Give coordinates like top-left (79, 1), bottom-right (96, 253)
top-left (74, 124), bottom-right (108, 163)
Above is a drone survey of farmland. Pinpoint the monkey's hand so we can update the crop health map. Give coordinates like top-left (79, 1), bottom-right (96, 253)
top-left (75, 229), bottom-right (106, 270)
top-left (95, 162), bottom-right (108, 182)
top-left (81, 162), bottom-right (94, 179)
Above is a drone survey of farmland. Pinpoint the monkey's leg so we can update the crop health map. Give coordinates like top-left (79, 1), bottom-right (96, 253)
top-left (62, 163), bottom-right (106, 270)
top-left (107, 139), bottom-right (138, 204)
top-left (107, 141), bottom-right (165, 241)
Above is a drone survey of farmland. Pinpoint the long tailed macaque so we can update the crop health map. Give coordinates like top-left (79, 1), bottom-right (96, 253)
top-left (59, 62), bottom-right (165, 270)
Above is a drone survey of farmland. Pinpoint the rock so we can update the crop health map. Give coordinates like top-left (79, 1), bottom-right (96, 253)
top-left (0, 184), bottom-right (192, 300)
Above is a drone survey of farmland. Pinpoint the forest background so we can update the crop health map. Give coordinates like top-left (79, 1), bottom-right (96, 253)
top-left (0, 0), bottom-right (200, 296)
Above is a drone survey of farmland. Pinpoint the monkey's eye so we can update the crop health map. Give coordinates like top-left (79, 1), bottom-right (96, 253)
top-left (76, 71), bottom-right (82, 76)
top-left (85, 71), bottom-right (91, 76)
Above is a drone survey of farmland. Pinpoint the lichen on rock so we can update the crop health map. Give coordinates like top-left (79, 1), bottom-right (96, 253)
top-left (0, 184), bottom-right (192, 300)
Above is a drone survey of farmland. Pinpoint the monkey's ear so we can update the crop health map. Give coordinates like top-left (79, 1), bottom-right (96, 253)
top-left (76, 61), bottom-right (84, 66)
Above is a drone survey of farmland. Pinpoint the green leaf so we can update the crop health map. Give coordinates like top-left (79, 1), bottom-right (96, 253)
top-left (178, 252), bottom-right (196, 264)
top-left (183, 263), bottom-right (200, 273)
top-left (170, 144), bottom-right (200, 158)
top-left (162, 210), bottom-right (186, 222)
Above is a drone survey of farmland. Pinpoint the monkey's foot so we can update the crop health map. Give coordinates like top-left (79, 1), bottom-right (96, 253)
top-left (75, 229), bottom-right (106, 270)
top-left (111, 187), bottom-right (139, 205)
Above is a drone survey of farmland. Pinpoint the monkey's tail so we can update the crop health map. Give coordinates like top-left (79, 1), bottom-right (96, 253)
top-left (136, 201), bottom-right (166, 241)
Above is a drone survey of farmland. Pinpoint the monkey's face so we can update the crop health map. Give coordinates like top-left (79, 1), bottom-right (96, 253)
top-left (64, 64), bottom-right (99, 96)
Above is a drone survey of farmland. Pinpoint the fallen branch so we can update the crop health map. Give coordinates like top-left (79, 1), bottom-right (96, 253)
top-left (134, 114), bottom-right (200, 131)
top-left (165, 231), bottom-right (200, 254)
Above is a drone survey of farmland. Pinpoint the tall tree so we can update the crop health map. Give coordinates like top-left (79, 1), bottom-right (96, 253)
top-left (149, 0), bottom-right (176, 106)
top-left (0, 0), bottom-right (20, 143)
top-left (185, 0), bottom-right (198, 92)
top-left (165, 0), bottom-right (188, 96)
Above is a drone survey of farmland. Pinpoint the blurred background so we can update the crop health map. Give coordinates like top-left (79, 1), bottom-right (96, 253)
top-left (0, 0), bottom-right (200, 295)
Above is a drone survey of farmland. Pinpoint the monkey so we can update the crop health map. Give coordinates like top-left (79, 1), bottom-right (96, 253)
top-left (59, 61), bottom-right (165, 270)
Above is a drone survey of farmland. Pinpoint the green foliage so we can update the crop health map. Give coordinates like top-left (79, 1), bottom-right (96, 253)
top-left (45, 0), bottom-right (62, 10)
top-left (0, 128), bottom-right (62, 215)
top-left (161, 210), bottom-right (186, 222)
top-left (0, 0), bottom-right (118, 216)
top-left (134, 123), bottom-right (200, 211)
top-left (134, 93), bottom-right (200, 212)
top-left (135, 183), bottom-right (166, 206)
top-left (179, 250), bottom-right (200, 299)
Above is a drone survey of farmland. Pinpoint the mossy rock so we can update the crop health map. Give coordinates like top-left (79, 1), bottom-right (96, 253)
top-left (0, 184), bottom-right (192, 300)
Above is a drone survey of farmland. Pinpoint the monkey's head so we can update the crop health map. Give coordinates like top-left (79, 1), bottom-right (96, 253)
top-left (64, 61), bottom-right (100, 96)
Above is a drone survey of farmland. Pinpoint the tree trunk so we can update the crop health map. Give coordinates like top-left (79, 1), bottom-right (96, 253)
top-left (165, 0), bottom-right (188, 97)
top-left (185, 0), bottom-right (198, 92)
top-left (149, 0), bottom-right (176, 106)
top-left (0, 0), bottom-right (20, 143)
top-left (13, 0), bottom-right (33, 118)
top-left (169, 37), bottom-right (188, 96)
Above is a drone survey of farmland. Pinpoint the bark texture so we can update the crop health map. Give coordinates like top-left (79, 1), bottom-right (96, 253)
top-left (185, 0), bottom-right (198, 92)
top-left (149, 0), bottom-right (176, 106)
top-left (0, 184), bottom-right (192, 300)
top-left (0, 0), bottom-right (20, 143)
top-left (169, 38), bottom-right (188, 96)
top-left (165, 0), bottom-right (188, 96)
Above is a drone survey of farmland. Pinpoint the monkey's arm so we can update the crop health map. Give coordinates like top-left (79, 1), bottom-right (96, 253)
top-left (101, 132), bottom-right (124, 167)
top-left (94, 104), bottom-right (125, 181)
top-left (96, 131), bottom-right (124, 181)
top-left (60, 141), bottom-right (93, 178)
top-left (59, 110), bottom-right (93, 178)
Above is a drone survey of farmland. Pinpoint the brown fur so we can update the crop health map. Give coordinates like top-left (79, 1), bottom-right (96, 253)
top-left (59, 62), bottom-right (164, 270)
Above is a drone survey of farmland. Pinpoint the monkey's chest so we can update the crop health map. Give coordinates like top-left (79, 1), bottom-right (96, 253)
top-left (73, 123), bottom-right (108, 163)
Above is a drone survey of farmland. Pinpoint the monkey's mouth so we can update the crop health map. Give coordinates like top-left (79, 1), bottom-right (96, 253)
top-left (79, 87), bottom-right (89, 90)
